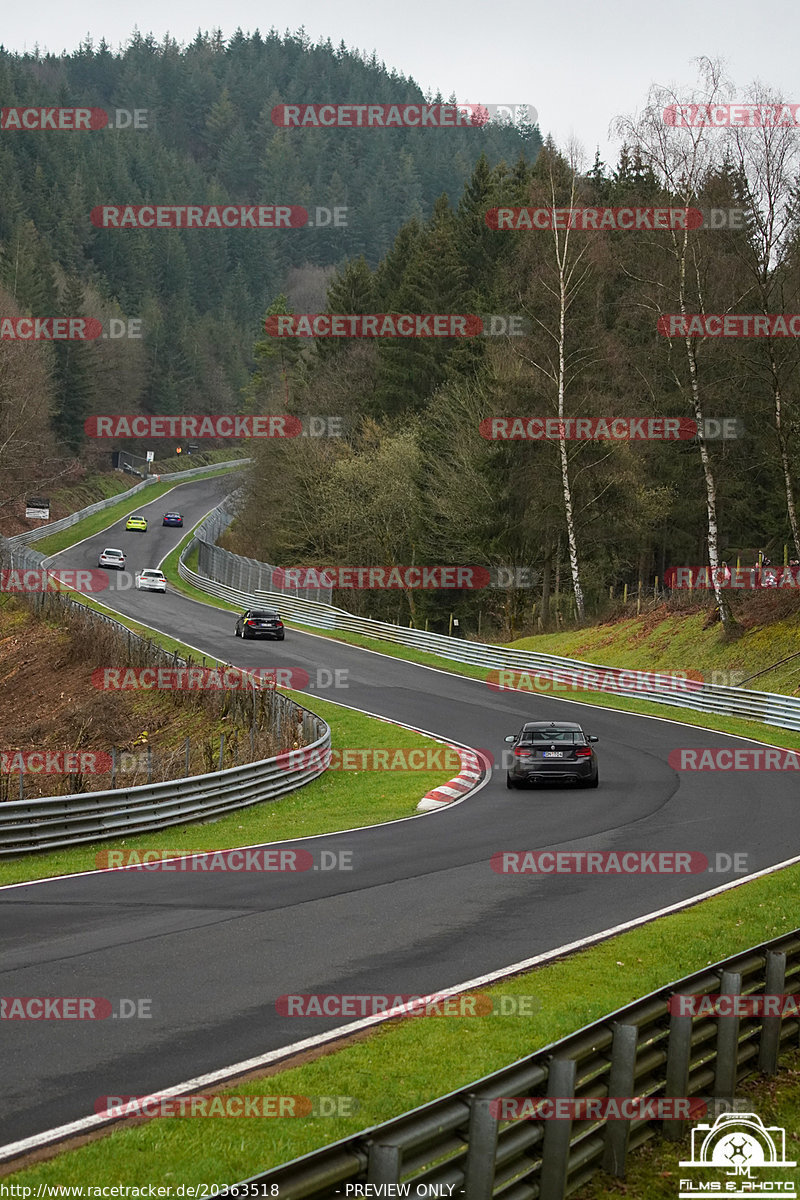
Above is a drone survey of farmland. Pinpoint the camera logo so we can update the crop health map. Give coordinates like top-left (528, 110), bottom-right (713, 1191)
top-left (678, 1112), bottom-right (796, 1197)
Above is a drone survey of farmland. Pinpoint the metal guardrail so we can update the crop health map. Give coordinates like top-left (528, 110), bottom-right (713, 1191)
top-left (0, 537), bottom-right (330, 857)
top-left (5, 458), bottom-right (249, 546)
top-left (180, 501), bottom-right (800, 735)
top-left (221, 929), bottom-right (800, 1200)
top-left (0, 711), bottom-right (328, 856)
top-left (193, 492), bottom-right (334, 604)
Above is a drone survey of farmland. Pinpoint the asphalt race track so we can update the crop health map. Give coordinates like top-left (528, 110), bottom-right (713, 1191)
top-left (1, 473), bottom-right (796, 1152)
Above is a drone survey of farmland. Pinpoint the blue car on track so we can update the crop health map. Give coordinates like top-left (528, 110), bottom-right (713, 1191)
top-left (162, 512), bottom-right (183, 527)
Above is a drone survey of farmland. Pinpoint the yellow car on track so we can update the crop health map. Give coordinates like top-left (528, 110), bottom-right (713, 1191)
top-left (125, 514), bottom-right (148, 531)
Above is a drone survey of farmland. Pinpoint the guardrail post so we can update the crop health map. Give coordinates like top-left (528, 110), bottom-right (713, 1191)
top-left (602, 1023), bottom-right (638, 1176)
top-left (715, 971), bottom-right (742, 1099)
top-left (540, 1057), bottom-right (575, 1200)
top-left (367, 1142), bottom-right (401, 1184)
top-left (663, 1007), bottom-right (693, 1141)
top-left (759, 952), bottom-right (787, 1074)
top-left (462, 1095), bottom-right (498, 1199)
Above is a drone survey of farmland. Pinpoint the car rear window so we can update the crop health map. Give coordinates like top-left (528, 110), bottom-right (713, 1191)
top-left (522, 730), bottom-right (585, 743)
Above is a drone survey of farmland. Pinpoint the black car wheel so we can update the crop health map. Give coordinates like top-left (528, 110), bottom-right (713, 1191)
top-left (506, 773), bottom-right (518, 789)
top-left (276, 632), bottom-right (285, 640)
top-left (581, 772), bottom-right (599, 788)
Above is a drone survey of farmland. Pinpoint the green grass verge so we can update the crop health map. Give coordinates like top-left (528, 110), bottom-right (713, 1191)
top-left (48, 472), bottom-right (135, 514)
top-left (5, 862), bottom-right (800, 1185)
top-left (509, 607), bottom-right (800, 696)
top-left (32, 465), bottom-right (245, 557)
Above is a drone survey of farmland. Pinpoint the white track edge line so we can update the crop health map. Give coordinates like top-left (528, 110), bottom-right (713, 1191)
top-left (4, 847), bottom-right (800, 1163)
top-left (0, 720), bottom-right (491, 892)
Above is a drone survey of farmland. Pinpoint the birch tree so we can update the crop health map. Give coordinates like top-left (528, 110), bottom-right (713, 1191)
top-left (513, 139), bottom-right (603, 622)
top-left (724, 83), bottom-right (800, 557)
top-left (614, 57), bottom-right (743, 631)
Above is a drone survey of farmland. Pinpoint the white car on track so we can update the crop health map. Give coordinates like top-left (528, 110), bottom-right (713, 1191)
top-left (135, 569), bottom-right (167, 593)
top-left (98, 548), bottom-right (126, 569)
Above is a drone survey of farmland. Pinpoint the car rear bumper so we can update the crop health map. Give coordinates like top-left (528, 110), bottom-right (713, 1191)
top-left (510, 761), bottom-right (595, 783)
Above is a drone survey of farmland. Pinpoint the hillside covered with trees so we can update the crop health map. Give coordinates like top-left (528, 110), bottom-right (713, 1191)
top-left (232, 61), bottom-right (800, 636)
top-left (0, 27), bottom-right (540, 516)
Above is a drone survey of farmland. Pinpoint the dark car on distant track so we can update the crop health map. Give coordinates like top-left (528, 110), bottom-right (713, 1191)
top-left (162, 512), bottom-right (183, 527)
top-left (505, 720), bottom-right (599, 789)
top-left (234, 609), bottom-right (285, 640)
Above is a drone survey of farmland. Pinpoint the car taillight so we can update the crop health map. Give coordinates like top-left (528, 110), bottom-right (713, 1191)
top-left (246, 620), bottom-right (256, 625)
top-left (575, 746), bottom-right (592, 757)
top-left (513, 747), bottom-right (531, 757)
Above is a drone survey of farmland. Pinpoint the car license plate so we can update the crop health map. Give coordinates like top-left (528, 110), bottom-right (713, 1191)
top-left (543, 751), bottom-right (563, 758)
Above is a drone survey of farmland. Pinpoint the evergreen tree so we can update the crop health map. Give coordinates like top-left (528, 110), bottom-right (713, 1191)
top-left (52, 277), bottom-right (95, 453)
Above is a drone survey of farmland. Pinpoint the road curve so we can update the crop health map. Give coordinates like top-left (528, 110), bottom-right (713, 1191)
top-left (1, 474), bottom-right (796, 1152)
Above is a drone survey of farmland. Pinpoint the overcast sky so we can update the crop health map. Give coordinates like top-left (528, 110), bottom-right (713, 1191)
top-left (3, 0), bottom-right (798, 166)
